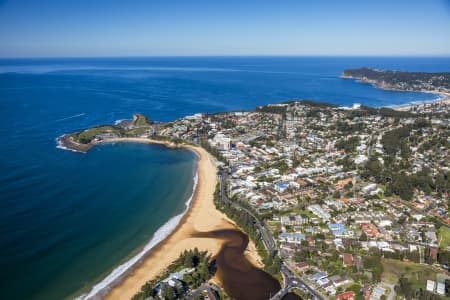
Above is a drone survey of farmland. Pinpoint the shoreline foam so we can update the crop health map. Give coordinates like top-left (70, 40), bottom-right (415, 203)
top-left (76, 170), bottom-right (199, 300)
top-left (58, 138), bottom-right (252, 300)
top-left (341, 73), bottom-right (450, 110)
top-left (391, 92), bottom-right (450, 111)
top-left (102, 138), bottom-right (237, 300)
top-left (56, 134), bottom-right (87, 153)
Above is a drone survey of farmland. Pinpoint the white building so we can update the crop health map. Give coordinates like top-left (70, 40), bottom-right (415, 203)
top-left (362, 183), bottom-right (378, 194)
top-left (354, 154), bottom-right (368, 165)
top-left (278, 232), bottom-right (306, 244)
top-left (308, 204), bottom-right (331, 222)
top-left (437, 282), bottom-right (445, 295)
top-left (426, 280), bottom-right (436, 293)
top-left (281, 215), bottom-right (309, 226)
top-left (210, 133), bottom-right (231, 151)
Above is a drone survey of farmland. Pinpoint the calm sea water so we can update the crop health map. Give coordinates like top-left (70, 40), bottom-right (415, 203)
top-left (0, 57), bottom-right (449, 299)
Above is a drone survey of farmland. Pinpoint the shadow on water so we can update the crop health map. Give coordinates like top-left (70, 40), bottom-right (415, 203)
top-left (282, 293), bottom-right (302, 300)
top-left (193, 229), bottom-right (281, 300)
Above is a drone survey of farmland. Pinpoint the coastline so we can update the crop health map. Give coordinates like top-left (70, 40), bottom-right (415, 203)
top-left (393, 91), bottom-right (450, 111)
top-left (341, 74), bottom-right (450, 111)
top-left (70, 138), bottom-right (262, 300)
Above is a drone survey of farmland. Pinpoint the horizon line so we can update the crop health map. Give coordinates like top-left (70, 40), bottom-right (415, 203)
top-left (1, 54), bottom-right (450, 60)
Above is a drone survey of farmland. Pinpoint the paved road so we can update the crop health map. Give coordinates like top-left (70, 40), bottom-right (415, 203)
top-left (187, 283), bottom-right (209, 300)
top-left (271, 265), bottom-right (324, 300)
top-left (381, 282), bottom-right (396, 300)
top-left (392, 197), bottom-right (449, 229)
top-left (367, 132), bottom-right (376, 158)
top-left (218, 171), bottom-right (323, 300)
top-left (219, 170), bottom-right (275, 250)
top-left (187, 283), bottom-right (220, 300)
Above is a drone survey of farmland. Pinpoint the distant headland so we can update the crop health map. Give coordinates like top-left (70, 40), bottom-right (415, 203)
top-left (58, 113), bottom-right (160, 152)
top-left (58, 93), bottom-right (450, 300)
top-left (57, 97), bottom-right (450, 154)
top-left (341, 67), bottom-right (450, 95)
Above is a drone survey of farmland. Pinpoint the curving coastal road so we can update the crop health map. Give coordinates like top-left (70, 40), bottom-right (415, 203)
top-left (218, 170), bottom-right (324, 300)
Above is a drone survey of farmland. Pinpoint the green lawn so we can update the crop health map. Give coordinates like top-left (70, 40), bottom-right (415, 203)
top-left (438, 226), bottom-right (450, 249)
top-left (287, 207), bottom-right (316, 218)
top-left (291, 288), bottom-right (313, 300)
top-left (75, 125), bottom-right (123, 143)
top-left (133, 114), bottom-right (152, 127)
top-left (381, 258), bottom-right (439, 289)
top-left (126, 127), bottom-right (150, 136)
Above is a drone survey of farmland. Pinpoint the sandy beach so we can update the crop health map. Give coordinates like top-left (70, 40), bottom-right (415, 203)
top-left (394, 91), bottom-right (450, 111)
top-left (86, 138), bottom-right (261, 300)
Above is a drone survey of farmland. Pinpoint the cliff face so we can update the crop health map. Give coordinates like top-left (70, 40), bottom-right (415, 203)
top-left (341, 68), bottom-right (450, 93)
top-left (131, 114), bottom-right (153, 127)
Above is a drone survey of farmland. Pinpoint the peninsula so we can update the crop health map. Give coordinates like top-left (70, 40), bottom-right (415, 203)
top-left (341, 67), bottom-right (450, 95)
top-left (60, 94), bottom-right (449, 300)
top-left (62, 123), bottom-right (275, 299)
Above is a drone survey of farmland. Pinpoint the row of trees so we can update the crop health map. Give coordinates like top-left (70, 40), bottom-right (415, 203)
top-left (381, 119), bottom-right (430, 156)
top-left (286, 100), bottom-right (337, 108)
top-left (362, 153), bottom-right (449, 200)
top-left (132, 248), bottom-right (214, 300)
top-left (334, 120), bottom-right (365, 133)
top-left (256, 104), bottom-right (287, 115)
top-left (335, 136), bottom-right (361, 153)
top-left (347, 105), bottom-right (417, 119)
top-left (380, 247), bottom-right (437, 265)
top-left (381, 125), bottom-right (412, 156)
top-left (363, 256), bottom-right (384, 282)
top-left (213, 184), bottom-right (281, 277)
top-left (200, 137), bottom-right (226, 163)
top-left (361, 119), bottom-right (448, 200)
top-left (395, 276), bottom-right (447, 300)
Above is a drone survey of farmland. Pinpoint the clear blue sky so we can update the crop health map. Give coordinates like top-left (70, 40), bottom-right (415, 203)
top-left (1, 0), bottom-right (450, 57)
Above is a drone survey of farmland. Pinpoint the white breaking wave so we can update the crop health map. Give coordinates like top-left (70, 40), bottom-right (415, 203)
top-left (55, 135), bottom-right (86, 153)
top-left (55, 113), bottom-right (86, 122)
top-left (387, 92), bottom-right (447, 109)
top-left (76, 171), bottom-right (199, 300)
top-left (114, 119), bottom-right (126, 125)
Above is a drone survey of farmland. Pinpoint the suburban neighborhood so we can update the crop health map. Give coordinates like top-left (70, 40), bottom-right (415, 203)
top-left (154, 100), bottom-right (450, 299)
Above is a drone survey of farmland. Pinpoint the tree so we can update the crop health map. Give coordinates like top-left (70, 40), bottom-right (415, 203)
top-left (362, 157), bottom-right (383, 181)
top-left (360, 232), bottom-right (368, 241)
top-left (174, 284), bottom-right (185, 298)
top-left (336, 136), bottom-right (361, 153)
top-left (333, 190), bottom-right (341, 199)
top-left (437, 250), bottom-right (450, 265)
top-left (381, 125), bottom-right (412, 156)
top-left (435, 171), bottom-right (450, 194)
top-left (161, 285), bottom-right (176, 300)
top-left (344, 181), bottom-right (353, 190)
top-left (263, 250), bottom-right (281, 275)
top-left (390, 173), bottom-right (414, 201)
top-left (350, 283), bottom-right (362, 295)
top-left (363, 256), bottom-right (383, 282)
top-left (396, 275), bottom-right (414, 299)
top-left (132, 248), bottom-right (214, 300)
top-left (400, 140), bottom-right (411, 160)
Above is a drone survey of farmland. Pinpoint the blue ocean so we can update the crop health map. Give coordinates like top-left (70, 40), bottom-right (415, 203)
top-left (0, 56), bottom-right (449, 300)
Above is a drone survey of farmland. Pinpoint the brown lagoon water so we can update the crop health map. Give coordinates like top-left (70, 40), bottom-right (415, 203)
top-left (194, 229), bottom-right (281, 300)
top-left (3, 57), bottom-right (445, 299)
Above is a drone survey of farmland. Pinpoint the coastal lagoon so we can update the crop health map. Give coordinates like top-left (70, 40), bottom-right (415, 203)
top-left (1, 57), bottom-right (450, 299)
top-left (194, 229), bottom-right (281, 300)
